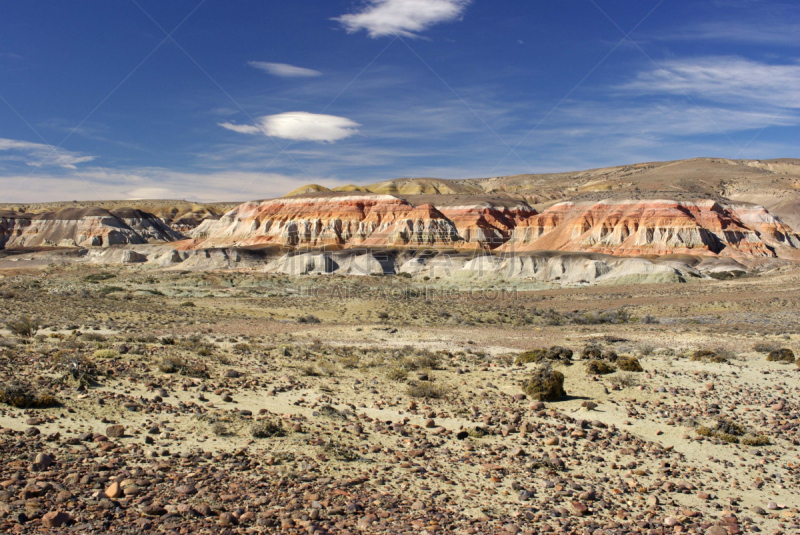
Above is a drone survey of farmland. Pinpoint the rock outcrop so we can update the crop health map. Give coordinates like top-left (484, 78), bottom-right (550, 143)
top-left (0, 207), bottom-right (184, 248)
top-left (503, 200), bottom-right (800, 258)
top-left (188, 195), bottom-right (462, 249)
top-left (188, 195), bottom-right (800, 259)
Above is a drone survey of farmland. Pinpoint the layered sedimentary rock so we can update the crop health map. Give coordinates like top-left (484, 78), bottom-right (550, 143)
top-left (0, 207), bottom-right (184, 248)
top-left (437, 202), bottom-right (536, 246)
top-left (504, 200), bottom-right (800, 258)
top-left (188, 195), bottom-right (462, 249)
top-left (189, 194), bottom-right (799, 259)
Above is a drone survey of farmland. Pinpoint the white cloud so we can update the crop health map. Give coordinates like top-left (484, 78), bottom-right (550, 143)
top-left (622, 57), bottom-right (800, 109)
top-left (247, 61), bottom-right (322, 78)
top-left (219, 112), bottom-right (360, 143)
top-left (0, 167), bottom-right (357, 203)
top-left (335, 0), bottom-right (470, 38)
top-left (218, 122), bottom-right (263, 135)
top-left (0, 138), bottom-right (95, 169)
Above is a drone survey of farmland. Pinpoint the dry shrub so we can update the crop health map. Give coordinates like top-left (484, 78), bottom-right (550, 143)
top-left (407, 382), bottom-right (449, 399)
top-left (696, 417), bottom-right (766, 445)
top-left (616, 357), bottom-right (643, 372)
top-left (766, 348), bottom-right (795, 363)
top-left (158, 356), bottom-right (208, 378)
top-left (0, 383), bottom-right (58, 408)
top-left (691, 349), bottom-right (728, 363)
top-left (251, 420), bottom-right (286, 438)
top-left (386, 366), bottom-right (408, 381)
top-left (516, 346), bottom-right (573, 365)
top-left (516, 349), bottom-right (546, 365)
top-left (467, 426), bottom-right (489, 438)
top-left (521, 364), bottom-right (566, 401)
top-left (753, 342), bottom-right (780, 353)
top-left (586, 359), bottom-right (615, 375)
top-left (54, 352), bottom-right (100, 386)
top-left (6, 316), bottom-right (39, 338)
top-left (742, 434), bottom-right (770, 446)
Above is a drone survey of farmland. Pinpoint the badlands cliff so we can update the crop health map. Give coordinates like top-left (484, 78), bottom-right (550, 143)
top-left (0, 207), bottom-right (184, 248)
top-left (185, 194), bottom-right (800, 260)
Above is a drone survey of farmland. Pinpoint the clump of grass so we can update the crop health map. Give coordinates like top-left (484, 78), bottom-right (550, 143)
top-left (516, 349), bottom-right (546, 365)
top-left (690, 349), bottom-right (728, 363)
top-left (386, 366), bottom-right (408, 381)
top-left (322, 441), bottom-right (360, 461)
top-left (741, 434), bottom-right (771, 446)
top-left (85, 272), bottom-right (116, 282)
top-left (521, 364), bottom-right (566, 401)
top-left (766, 348), bottom-right (795, 363)
top-left (695, 417), bottom-right (764, 445)
top-left (6, 316), bottom-right (39, 338)
top-left (586, 359), bottom-right (615, 375)
top-left (54, 352), bottom-right (100, 386)
top-left (297, 315), bottom-right (321, 324)
top-left (616, 372), bottom-right (640, 387)
top-left (616, 356), bottom-right (643, 372)
top-left (251, 420), bottom-right (286, 438)
top-left (93, 349), bottom-right (117, 359)
top-left (159, 356), bottom-right (183, 373)
top-left (581, 345), bottom-right (602, 360)
top-left (0, 383), bottom-right (59, 408)
top-left (232, 343), bottom-right (251, 354)
top-left (158, 356), bottom-right (208, 378)
top-left (407, 382), bottom-right (449, 399)
top-left (516, 346), bottom-right (573, 365)
top-left (211, 421), bottom-right (229, 437)
top-left (467, 426), bottom-right (489, 438)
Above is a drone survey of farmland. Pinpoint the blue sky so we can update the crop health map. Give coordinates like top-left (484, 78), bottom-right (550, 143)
top-left (1, 0), bottom-right (798, 202)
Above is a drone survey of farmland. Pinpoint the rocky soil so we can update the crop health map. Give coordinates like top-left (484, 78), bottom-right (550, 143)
top-left (0, 265), bottom-right (799, 534)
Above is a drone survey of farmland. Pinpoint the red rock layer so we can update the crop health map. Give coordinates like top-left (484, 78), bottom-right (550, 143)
top-left (503, 200), bottom-right (800, 257)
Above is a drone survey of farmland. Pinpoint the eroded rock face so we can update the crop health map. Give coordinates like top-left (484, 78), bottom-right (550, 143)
top-left (503, 200), bottom-right (800, 258)
top-left (0, 207), bottom-right (185, 248)
top-left (188, 195), bottom-right (463, 249)
top-left (189, 195), bottom-right (800, 259)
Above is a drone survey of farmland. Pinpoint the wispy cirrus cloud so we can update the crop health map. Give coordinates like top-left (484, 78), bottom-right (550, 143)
top-left (247, 61), bottom-right (322, 78)
top-left (335, 0), bottom-right (471, 38)
top-left (0, 138), bottom-right (95, 169)
top-left (621, 57), bottom-right (800, 109)
top-left (220, 112), bottom-right (360, 143)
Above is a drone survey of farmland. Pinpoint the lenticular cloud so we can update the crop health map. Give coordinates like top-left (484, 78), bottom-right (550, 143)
top-left (219, 112), bottom-right (360, 143)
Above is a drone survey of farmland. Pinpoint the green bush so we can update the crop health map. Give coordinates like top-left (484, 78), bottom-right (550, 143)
top-left (616, 357), bottom-right (643, 372)
top-left (586, 359), bottom-right (615, 375)
top-left (691, 349), bottom-right (727, 363)
top-left (521, 365), bottom-right (566, 401)
top-left (766, 348), bottom-right (795, 363)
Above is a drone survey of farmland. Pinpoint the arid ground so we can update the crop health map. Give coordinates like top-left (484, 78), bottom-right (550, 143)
top-left (0, 263), bottom-right (799, 534)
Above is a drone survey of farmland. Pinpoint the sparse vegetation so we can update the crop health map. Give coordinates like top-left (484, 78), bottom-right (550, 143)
top-left (6, 315), bottom-right (39, 338)
top-left (691, 349), bottom-right (728, 363)
top-left (521, 364), bottom-right (566, 401)
top-left (586, 359), bottom-right (615, 375)
top-left (251, 420), bottom-right (286, 438)
top-left (616, 356), bottom-right (643, 372)
top-left (0, 383), bottom-right (58, 408)
top-left (407, 381), bottom-right (449, 399)
top-left (766, 348), bottom-right (795, 363)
